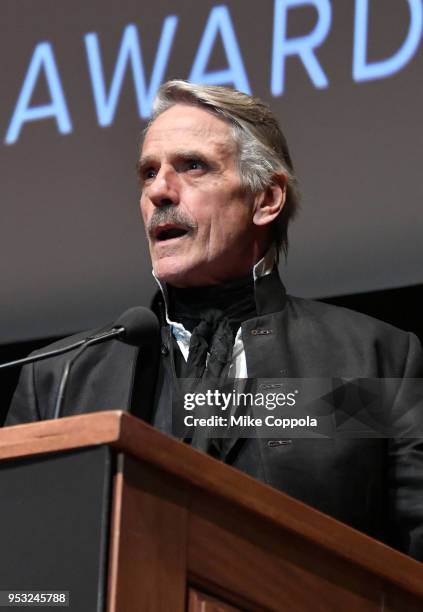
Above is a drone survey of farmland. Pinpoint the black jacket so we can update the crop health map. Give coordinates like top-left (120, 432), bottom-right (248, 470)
top-left (6, 271), bottom-right (423, 560)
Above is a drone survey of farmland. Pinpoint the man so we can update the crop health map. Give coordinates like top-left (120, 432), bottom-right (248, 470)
top-left (6, 81), bottom-right (423, 560)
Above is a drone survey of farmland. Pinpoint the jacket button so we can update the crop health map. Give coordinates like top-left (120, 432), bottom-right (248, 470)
top-left (161, 344), bottom-right (169, 356)
top-left (268, 440), bottom-right (292, 447)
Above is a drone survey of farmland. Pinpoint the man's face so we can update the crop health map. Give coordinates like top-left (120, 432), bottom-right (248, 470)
top-left (139, 104), bottom-right (263, 287)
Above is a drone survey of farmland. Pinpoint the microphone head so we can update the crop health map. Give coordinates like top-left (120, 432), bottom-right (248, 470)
top-left (114, 307), bottom-right (160, 347)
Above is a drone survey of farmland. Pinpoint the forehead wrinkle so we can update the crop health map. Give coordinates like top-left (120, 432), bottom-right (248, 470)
top-left (142, 110), bottom-right (237, 160)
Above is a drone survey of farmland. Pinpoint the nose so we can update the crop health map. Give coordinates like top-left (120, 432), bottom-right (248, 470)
top-left (147, 166), bottom-right (179, 208)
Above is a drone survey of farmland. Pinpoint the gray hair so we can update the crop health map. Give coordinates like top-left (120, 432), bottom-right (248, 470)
top-left (148, 80), bottom-right (300, 258)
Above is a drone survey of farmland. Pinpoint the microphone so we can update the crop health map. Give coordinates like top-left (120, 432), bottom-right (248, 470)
top-left (53, 307), bottom-right (159, 419)
top-left (0, 307), bottom-right (159, 371)
top-left (112, 306), bottom-right (159, 347)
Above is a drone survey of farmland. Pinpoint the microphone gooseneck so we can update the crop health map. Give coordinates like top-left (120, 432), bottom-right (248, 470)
top-left (52, 326), bottom-right (125, 419)
top-left (0, 338), bottom-right (88, 370)
top-left (53, 307), bottom-right (159, 419)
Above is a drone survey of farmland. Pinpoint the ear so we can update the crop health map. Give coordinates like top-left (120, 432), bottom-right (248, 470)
top-left (252, 172), bottom-right (287, 227)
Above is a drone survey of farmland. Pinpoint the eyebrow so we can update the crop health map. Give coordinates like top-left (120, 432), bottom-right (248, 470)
top-left (139, 149), bottom-right (210, 164)
top-left (138, 150), bottom-right (215, 174)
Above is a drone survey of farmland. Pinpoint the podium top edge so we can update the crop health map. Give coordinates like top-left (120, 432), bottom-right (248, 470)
top-left (0, 410), bottom-right (126, 458)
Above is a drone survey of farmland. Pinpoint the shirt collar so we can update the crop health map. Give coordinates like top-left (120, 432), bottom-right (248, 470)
top-left (252, 243), bottom-right (276, 281)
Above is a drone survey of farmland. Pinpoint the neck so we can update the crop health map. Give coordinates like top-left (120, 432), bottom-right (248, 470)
top-left (168, 273), bottom-right (257, 333)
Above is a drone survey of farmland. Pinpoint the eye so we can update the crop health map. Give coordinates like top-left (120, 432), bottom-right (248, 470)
top-left (185, 158), bottom-right (206, 172)
top-left (142, 167), bottom-right (157, 183)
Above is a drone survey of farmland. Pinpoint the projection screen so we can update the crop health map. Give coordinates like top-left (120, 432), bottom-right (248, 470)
top-left (1, 0), bottom-right (421, 342)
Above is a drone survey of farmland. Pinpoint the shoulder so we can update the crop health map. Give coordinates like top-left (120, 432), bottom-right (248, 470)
top-left (6, 323), bottom-right (146, 425)
top-left (287, 295), bottom-right (409, 338)
top-left (284, 295), bottom-right (422, 376)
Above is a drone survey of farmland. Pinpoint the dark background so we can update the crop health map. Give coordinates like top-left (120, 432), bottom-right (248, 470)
top-left (1, 0), bottom-right (421, 422)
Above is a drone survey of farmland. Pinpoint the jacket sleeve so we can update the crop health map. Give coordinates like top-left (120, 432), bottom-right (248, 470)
top-left (388, 332), bottom-right (423, 560)
top-left (4, 362), bottom-right (41, 426)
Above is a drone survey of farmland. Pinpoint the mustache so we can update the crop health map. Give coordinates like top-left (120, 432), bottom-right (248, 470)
top-left (148, 206), bottom-right (196, 235)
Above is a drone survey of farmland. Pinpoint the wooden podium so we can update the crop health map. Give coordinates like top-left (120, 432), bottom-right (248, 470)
top-left (1, 411), bottom-right (423, 611)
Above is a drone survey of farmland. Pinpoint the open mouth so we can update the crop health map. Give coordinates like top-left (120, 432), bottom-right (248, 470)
top-left (154, 225), bottom-right (190, 242)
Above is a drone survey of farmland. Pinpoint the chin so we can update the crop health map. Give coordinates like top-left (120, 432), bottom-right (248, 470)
top-left (153, 257), bottom-right (200, 288)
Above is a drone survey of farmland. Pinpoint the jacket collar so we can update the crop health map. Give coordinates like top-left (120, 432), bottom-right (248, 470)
top-left (152, 244), bottom-right (287, 326)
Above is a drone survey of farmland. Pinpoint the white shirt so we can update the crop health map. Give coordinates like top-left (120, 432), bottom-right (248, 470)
top-left (154, 246), bottom-right (276, 378)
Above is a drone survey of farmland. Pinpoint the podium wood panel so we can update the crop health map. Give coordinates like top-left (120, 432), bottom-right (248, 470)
top-left (1, 411), bottom-right (423, 611)
top-left (107, 456), bottom-right (187, 611)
